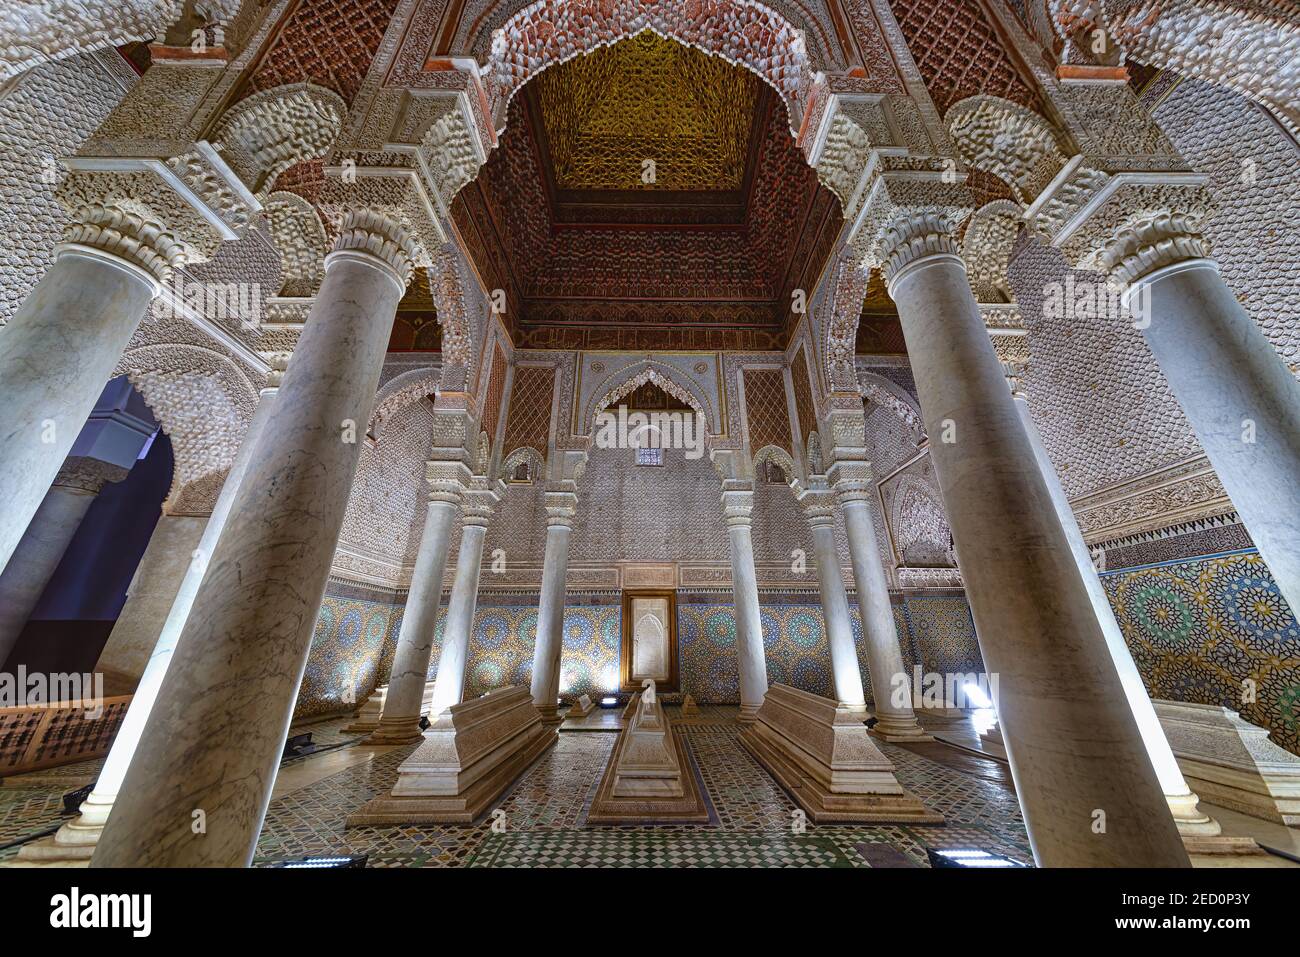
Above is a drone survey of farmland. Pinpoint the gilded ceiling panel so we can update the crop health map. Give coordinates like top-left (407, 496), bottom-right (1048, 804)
top-left (535, 31), bottom-right (760, 192)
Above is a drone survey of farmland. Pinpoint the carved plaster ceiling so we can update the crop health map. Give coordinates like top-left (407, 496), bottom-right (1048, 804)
top-left (452, 32), bottom-right (842, 352)
top-left (534, 30), bottom-right (760, 193)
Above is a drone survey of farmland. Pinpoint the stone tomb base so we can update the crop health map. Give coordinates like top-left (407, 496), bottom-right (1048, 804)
top-left (740, 684), bottom-right (943, 824)
top-left (347, 686), bottom-right (556, 825)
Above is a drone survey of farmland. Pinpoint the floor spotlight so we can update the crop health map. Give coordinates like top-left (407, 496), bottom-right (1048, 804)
top-left (926, 847), bottom-right (1027, 868)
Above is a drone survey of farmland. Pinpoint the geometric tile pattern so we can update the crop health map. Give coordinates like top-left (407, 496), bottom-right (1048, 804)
top-left (0, 711), bottom-right (1033, 868)
top-left (298, 596), bottom-right (400, 720)
top-left (425, 604), bottom-right (623, 701)
top-left (888, 0), bottom-right (1043, 116)
top-left (1104, 549), bottom-right (1300, 756)
top-left (298, 594), bottom-right (985, 717)
top-left (679, 599), bottom-right (982, 706)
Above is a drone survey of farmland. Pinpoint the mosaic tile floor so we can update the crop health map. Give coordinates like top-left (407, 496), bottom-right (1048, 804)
top-left (251, 707), bottom-right (1035, 868)
top-left (0, 707), bottom-right (1032, 866)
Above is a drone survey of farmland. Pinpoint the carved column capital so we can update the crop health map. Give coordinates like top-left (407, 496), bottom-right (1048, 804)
top-left (827, 459), bottom-right (875, 505)
top-left (460, 483), bottom-right (501, 527)
top-left (425, 459), bottom-right (472, 507)
top-left (543, 485), bottom-right (579, 529)
top-left (58, 204), bottom-right (187, 289)
top-left (1097, 211), bottom-right (1214, 291)
top-left (53, 456), bottom-right (130, 495)
top-left (327, 208), bottom-right (418, 290)
top-left (720, 483), bottom-right (756, 529)
top-left (880, 211), bottom-right (965, 291)
top-left (796, 485), bottom-right (838, 528)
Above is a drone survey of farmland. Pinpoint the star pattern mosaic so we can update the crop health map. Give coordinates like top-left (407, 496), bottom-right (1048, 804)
top-left (1104, 550), bottom-right (1300, 756)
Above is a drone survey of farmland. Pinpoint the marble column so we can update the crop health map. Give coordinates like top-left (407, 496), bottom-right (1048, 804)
top-left (721, 484), bottom-right (768, 723)
top-left (0, 458), bottom-right (127, 667)
top-left (1009, 379), bottom-right (1223, 839)
top-left (797, 487), bottom-right (867, 713)
top-left (830, 463), bottom-right (930, 742)
top-left (0, 237), bottom-right (162, 576)
top-left (366, 492), bottom-right (461, 744)
top-left (92, 210), bottom-right (413, 868)
top-left (18, 388), bottom-right (283, 862)
top-left (1105, 219), bottom-right (1300, 616)
top-left (529, 488), bottom-right (577, 725)
top-left (882, 211), bottom-right (1186, 867)
top-left (428, 489), bottom-right (498, 715)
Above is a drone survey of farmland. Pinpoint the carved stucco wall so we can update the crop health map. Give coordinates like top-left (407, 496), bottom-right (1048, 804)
top-left (1148, 77), bottom-right (1300, 374)
top-left (0, 49), bottom-right (134, 327)
top-left (1008, 72), bottom-right (1299, 513)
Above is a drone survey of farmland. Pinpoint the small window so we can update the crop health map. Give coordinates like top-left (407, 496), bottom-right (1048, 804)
top-left (511, 461), bottom-right (531, 483)
top-left (635, 447), bottom-right (663, 467)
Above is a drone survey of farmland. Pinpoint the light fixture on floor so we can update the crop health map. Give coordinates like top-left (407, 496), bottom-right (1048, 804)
top-left (266, 855), bottom-right (369, 869)
top-left (600, 696), bottom-right (618, 707)
top-left (926, 848), bottom-right (1026, 868)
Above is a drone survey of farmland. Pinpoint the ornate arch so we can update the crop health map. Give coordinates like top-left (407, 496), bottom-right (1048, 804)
top-left (945, 96), bottom-right (1068, 206)
top-left (582, 361), bottom-right (719, 436)
top-left (751, 444), bottom-right (797, 485)
top-left (263, 190), bottom-right (328, 297)
top-left (368, 364), bottom-right (442, 440)
top-left (857, 371), bottom-right (924, 437)
top-left (501, 445), bottom-right (546, 483)
top-left (962, 199), bottom-right (1024, 303)
top-left (820, 251), bottom-right (871, 394)
top-left (114, 342), bottom-right (260, 514)
top-left (212, 83), bottom-right (347, 196)
top-left (481, 0), bottom-right (817, 133)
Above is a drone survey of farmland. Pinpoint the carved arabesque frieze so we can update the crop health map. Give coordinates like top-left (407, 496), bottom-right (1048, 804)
top-left (1071, 454), bottom-right (1233, 543)
top-left (0, 1), bottom-right (182, 82)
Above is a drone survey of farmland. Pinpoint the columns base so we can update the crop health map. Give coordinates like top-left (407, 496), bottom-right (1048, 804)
top-left (739, 684), bottom-right (942, 824)
top-left (1155, 699), bottom-right (1300, 827)
top-left (9, 792), bottom-right (114, 867)
top-left (870, 713), bottom-right (935, 744)
top-left (343, 685), bottom-right (389, 735)
top-left (359, 679), bottom-right (438, 745)
top-left (535, 703), bottom-right (563, 727)
top-left (736, 702), bottom-right (760, 726)
top-left (980, 724), bottom-right (1007, 759)
top-left (347, 687), bottom-right (555, 825)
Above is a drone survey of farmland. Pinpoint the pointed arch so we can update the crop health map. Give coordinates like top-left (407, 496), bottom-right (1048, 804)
top-left (582, 361), bottom-right (719, 436)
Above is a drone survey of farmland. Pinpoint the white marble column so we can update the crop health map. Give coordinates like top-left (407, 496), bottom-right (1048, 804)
top-left (367, 494), bottom-right (461, 744)
top-left (1010, 381), bottom-right (1223, 838)
top-left (0, 458), bottom-right (127, 667)
top-left (0, 240), bottom-right (161, 576)
top-left (721, 484), bottom-right (768, 723)
top-left (797, 486), bottom-right (867, 713)
top-left (1105, 220), bottom-right (1300, 616)
top-left (91, 210), bottom-right (413, 868)
top-left (883, 211), bottom-right (1187, 867)
top-left (529, 488), bottom-right (577, 725)
top-left (428, 489), bottom-right (498, 715)
top-left (830, 463), bottom-right (930, 742)
top-left (14, 386), bottom-right (283, 863)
